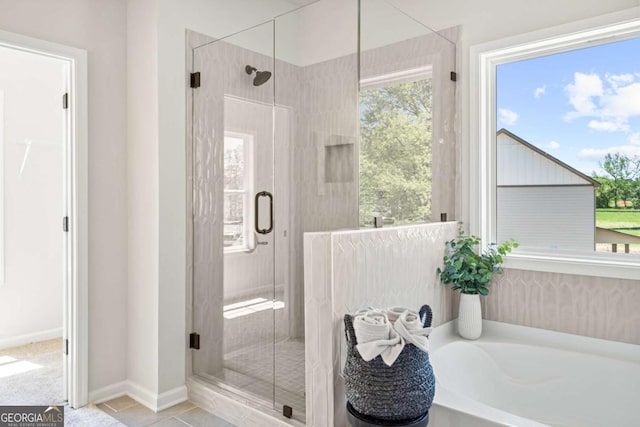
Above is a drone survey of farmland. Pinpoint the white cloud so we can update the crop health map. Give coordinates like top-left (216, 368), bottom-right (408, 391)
top-left (606, 73), bottom-right (635, 87)
top-left (544, 140), bottom-right (560, 150)
top-left (587, 120), bottom-right (629, 132)
top-left (498, 108), bottom-right (519, 126)
top-left (600, 82), bottom-right (640, 119)
top-left (579, 145), bottom-right (640, 160)
top-left (534, 85), bottom-right (546, 99)
top-left (564, 72), bottom-right (640, 133)
top-left (629, 132), bottom-right (640, 145)
top-left (564, 72), bottom-right (603, 120)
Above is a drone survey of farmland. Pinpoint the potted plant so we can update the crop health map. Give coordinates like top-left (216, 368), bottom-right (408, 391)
top-left (438, 232), bottom-right (518, 339)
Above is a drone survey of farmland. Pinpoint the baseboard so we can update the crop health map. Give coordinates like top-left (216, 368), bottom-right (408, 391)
top-left (89, 380), bottom-right (187, 412)
top-left (156, 385), bottom-right (188, 411)
top-left (89, 381), bottom-right (128, 404)
top-left (126, 381), bottom-right (188, 412)
top-left (0, 327), bottom-right (63, 350)
top-left (125, 380), bottom-right (159, 411)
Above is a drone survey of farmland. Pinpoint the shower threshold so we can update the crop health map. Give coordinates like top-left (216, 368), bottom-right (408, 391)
top-left (195, 370), bottom-right (305, 423)
top-left (188, 375), bottom-right (305, 427)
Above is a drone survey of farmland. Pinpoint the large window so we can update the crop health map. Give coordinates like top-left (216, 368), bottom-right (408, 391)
top-left (497, 36), bottom-right (640, 255)
top-left (223, 132), bottom-right (254, 253)
top-left (359, 72), bottom-right (433, 226)
top-left (472, 16), bottom-right (640, 279)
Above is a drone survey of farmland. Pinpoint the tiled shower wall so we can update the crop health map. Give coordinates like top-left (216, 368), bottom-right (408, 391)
top-left (303, 222), bottom-right (458, 427)
top-left (289, 53), bottom-right (360, 339)
top-left (481, 269), bottom-right (640, 346)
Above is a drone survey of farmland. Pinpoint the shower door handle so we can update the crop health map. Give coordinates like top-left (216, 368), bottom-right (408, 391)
top-left (255, 191), bottom-right (273, 235)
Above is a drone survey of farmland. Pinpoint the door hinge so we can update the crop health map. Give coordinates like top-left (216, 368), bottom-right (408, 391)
top-left (283, 405), bottom-right (293, 419)
top-left (450, 71), bottom-right (458, 82)
top-left (189, 332), bottom-right (200, 350)
top-left (64, 339), bottom-right (69, 355)
top-left (63, 216), bottom-right (69, 232)
top-left (63, 93), bottom-right (69, 109)
top-left (190, 72), bottom-right (201, 88)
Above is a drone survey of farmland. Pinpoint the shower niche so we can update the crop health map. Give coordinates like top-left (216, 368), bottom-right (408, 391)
top-left (187, 0), bottom-right (456, 423)
top-left (317, 134), bottom-right (356, 196)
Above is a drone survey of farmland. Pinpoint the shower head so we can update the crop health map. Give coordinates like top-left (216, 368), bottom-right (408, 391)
top-left (254, 70), bottom-right (272, 86)
top-left (245, 65), bottom-right (272, 86)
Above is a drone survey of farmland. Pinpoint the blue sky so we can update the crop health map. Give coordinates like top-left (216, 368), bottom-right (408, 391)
top-left (497, 37), bottom-right (640, 176)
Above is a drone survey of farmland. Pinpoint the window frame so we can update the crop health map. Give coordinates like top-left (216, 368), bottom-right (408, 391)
top-left (469, 9), bottom-right (640, 280)
top-left (223, 131), bottom-right (255, 254)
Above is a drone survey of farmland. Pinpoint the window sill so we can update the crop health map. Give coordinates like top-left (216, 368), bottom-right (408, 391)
top-left (224, 246), bottom-right (256, 256)
top-left (504, 251), bottom-right (640, 281)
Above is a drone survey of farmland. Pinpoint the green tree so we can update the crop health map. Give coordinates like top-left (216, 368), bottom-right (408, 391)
top-left (630, 179), bottom-right (640, 209)
top-left (599, 153), bottom-right (640, 208)
top-left (359, 79), bottom-right (432, 225)
top-left (593, 176), bottom-right (615, 208)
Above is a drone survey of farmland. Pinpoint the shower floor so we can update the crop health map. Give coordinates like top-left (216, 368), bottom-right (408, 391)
top-left (205, 338), bottom-right (306, 420)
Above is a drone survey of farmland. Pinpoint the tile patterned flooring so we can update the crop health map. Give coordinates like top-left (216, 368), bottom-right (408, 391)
top-left (0, 336), bottom-right (302, 426)
top-left (98, 396), bottom-right (236, 427)
top-left (218, 338), bottom-right (306, 420)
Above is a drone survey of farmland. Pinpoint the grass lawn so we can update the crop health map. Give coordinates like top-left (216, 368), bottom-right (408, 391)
top-left (596, 209), bottom-right (640, 230)
top-left (595, 209), bottom-right (640, 253)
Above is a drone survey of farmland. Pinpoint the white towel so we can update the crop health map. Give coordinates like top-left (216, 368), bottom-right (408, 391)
top-left (353, 309), bottom-right (404, 366)
top-left (353, 307), bottom-right (432, 366)
top-left (393, 309), bottom-right (432, 354)
top-left (386, 306), bottom-right (408, 322)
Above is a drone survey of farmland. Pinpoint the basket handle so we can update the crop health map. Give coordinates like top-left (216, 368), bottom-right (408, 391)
top-left (419, 304), bottom-right (433, 328)
top-left (344, 314), bottom-right (358, 347)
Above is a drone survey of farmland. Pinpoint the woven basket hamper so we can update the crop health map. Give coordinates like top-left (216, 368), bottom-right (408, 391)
top-left (343, 305), bottom-right (436, 421)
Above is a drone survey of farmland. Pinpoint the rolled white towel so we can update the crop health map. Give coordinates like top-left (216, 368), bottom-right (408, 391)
top-left (353, 309), bottom-right (404, 366)
top-left (393, 309), bottom-right (432, 354)
top-left (386, 306), bottom-right (408, 323)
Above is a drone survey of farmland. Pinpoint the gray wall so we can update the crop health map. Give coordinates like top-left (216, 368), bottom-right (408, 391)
top-left (480, 269), bottom-right (640, 346)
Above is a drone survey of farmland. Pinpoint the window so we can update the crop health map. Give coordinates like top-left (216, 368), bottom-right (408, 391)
top-left (223, 132), bottom-right (254, 253)
top-left (359, 68), bottom-right (433, 227)
top-left (471, 15), bottom-right (640, 279)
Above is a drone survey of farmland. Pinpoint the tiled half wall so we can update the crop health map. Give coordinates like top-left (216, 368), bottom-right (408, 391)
top-left (303, 222), bottom-right (458, 427)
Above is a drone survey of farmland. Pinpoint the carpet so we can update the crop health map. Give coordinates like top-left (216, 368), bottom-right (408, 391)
top-left (0, 338), bottom-right (124, 426)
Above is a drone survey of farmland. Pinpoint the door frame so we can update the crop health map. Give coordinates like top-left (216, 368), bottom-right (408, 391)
top-left (0, 29), bottom-right (88, 408)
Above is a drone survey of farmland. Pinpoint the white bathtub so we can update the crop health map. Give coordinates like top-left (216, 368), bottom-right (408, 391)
top-left (429, 320), bottom-right (640, 427)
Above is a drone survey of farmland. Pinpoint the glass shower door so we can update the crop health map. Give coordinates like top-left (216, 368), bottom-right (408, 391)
top-left (191, 21), bottom-right (277, 407)
top-left (190, 2), bottom-right (361, 421)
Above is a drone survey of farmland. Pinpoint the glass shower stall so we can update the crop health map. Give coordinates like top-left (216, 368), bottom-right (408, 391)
top-left (187, 0), bottom-right (456, 422)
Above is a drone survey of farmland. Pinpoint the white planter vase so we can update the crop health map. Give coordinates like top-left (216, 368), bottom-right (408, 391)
top-left (458, 293), bottom-right (482, 339)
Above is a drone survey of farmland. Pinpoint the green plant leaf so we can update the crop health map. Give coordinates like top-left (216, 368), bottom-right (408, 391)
top-left (438, 232), bottom-right (517, 296)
